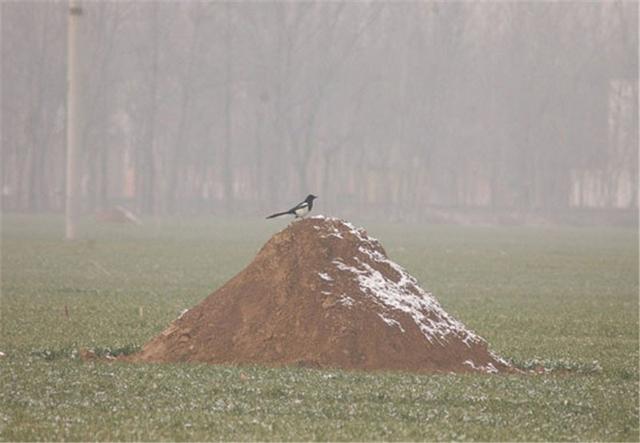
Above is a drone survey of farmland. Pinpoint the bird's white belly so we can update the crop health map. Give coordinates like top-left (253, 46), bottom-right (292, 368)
top-left (294, 206), bottom-right (309, 217)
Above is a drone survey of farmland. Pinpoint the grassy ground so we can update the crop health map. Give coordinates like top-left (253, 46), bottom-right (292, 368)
top-left (1, 214), bottom-right (638, 441)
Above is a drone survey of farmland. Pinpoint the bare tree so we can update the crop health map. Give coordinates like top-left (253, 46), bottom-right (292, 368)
top-left (65, 0), bottom-right (81, 239)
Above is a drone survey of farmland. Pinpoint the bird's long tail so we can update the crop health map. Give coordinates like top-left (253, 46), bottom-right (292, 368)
top-left (265, 210), bottom-right (292, 219)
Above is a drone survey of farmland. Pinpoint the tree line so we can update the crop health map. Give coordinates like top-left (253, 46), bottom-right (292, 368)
top-left (1, 1), bottom-right (637, 222)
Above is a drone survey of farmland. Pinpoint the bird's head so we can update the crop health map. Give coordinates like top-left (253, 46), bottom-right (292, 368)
top-left (306, 194), bottom-right (318, 202)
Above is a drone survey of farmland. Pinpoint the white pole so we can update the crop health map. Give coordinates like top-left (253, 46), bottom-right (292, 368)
top-left (65, 0), bottom-right (81, 240)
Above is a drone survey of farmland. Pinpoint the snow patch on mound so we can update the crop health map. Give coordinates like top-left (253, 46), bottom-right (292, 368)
top-left (310, 215), bottom-right (483, 347)
top-left (333, 256), bottom-right (481, 346)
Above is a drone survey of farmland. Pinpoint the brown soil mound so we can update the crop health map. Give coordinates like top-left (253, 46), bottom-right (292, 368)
top-left (128, 216), bottom-right (511, 373)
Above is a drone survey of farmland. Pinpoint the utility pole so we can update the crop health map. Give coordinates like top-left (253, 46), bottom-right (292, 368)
top-left (65, 0), bottom-right (81, 239)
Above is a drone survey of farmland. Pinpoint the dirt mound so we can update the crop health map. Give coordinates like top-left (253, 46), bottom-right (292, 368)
top-left (128, 216), bottom-right (511, 373)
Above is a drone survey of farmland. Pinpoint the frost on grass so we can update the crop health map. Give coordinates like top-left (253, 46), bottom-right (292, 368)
top-left (463, 359), bottom-right (498, 374)
top-left (512, 358), bottom-right (604, 374)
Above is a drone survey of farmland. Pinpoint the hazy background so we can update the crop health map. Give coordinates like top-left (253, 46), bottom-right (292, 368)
top-left (1, 1), bottom-right (637, 225)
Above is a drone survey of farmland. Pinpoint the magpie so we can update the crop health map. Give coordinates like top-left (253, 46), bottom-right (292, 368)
top-left (266, 194), bottom-right (317, 219)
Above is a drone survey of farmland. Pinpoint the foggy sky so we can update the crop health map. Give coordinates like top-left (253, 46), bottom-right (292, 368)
top-left (1, 1), bottom-right (638, 224)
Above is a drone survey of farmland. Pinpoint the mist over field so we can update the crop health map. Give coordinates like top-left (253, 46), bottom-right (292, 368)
top-left (1, 1), bottom-right (637, 226)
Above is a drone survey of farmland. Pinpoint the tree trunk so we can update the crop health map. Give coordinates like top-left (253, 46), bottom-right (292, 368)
top-left (65, 0), bottom-right (82, 239)
top-left (137, 2), bottom-right (159, 215)
top-left (222, 2), bottom-right (234, 214)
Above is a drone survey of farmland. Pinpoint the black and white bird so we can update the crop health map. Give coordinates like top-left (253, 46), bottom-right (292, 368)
top-left (266, 194), bottom-right (317, 219)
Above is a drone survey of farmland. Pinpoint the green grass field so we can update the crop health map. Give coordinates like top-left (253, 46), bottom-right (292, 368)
top-left (1, 214), bottom-right (638, 441)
